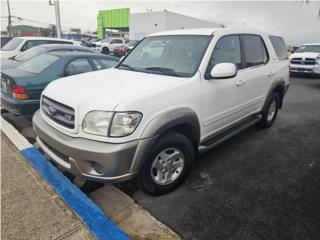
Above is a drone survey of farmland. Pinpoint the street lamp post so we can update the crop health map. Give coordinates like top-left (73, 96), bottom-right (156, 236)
top-left (49, 0), bottom-right (62, 38)
top-left (54, 0), bottom-right (62, 38)
top-left (7, 0), bottom-right (12, 37)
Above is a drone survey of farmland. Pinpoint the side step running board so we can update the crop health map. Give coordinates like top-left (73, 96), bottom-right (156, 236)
top-left (198, 115), bottom-right (261, 153)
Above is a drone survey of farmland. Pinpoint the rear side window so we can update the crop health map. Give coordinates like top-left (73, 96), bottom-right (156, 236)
top-left (242, 35), bottom-right (269, 67)
top-left (269, 36), bottom-right (288, 60)
top-left (17, 53), bottom-right (59, 73)
top-left (22, 40), bottom-right (48, 51)
top-left (65, 58), bottom-right (93, 76)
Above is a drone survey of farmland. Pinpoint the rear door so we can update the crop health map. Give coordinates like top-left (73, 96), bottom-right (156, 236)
top-left (268, 36), bottom-right (289, 85)
top-left (237, 34), bottom-right (271, 115)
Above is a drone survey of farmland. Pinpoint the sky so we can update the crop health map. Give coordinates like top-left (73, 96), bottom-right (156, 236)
top-left (1, 0), bottom-right (320, 46)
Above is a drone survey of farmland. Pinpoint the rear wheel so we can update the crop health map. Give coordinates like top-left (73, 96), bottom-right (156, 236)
top-left (139, 131), bottom-right (195, 195)
top-left (257, 92), bottom-right (280, 128)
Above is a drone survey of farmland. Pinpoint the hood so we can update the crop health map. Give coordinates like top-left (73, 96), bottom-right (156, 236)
top-left (289, 52), bottom-right (320, 59)
top-left (43, 68), bottom-right (185, 114)
top-left (1, 59), bottom-right (19, 70)
top-left (0, 50), bottom-right (16, 59)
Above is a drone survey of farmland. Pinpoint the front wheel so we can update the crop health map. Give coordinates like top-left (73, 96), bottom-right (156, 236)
top-left (257, 92), bottom-right (280, 129)
top-left (139, 131), bottom-right (195, 195)
top-left (102, 47), bottom-right (109, 54)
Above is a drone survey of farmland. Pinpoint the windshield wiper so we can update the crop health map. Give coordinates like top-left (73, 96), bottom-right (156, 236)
top-left (144, 67), bottom-right (181, 76)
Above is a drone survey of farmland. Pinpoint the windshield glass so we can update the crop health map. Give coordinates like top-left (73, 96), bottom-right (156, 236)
top-left (15, 46), bottom-right (45, 62)
top-left (118, 35), bottom-right (210, 77)
top-left (295, 45), bottom-right (320, 53)
top-left (1, 38), bottom-right (23, 51)
top-left (18, 53), bottom-right (59, 73)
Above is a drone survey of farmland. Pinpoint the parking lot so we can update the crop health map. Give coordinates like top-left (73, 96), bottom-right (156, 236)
top-left (2, 76), bottom-right (320, 240)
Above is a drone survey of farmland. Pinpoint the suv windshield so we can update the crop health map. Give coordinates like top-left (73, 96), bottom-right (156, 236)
top-left (295, 45), bottom-right (320, 53)
top-left (17, 53), bottom-right (59, 73)
top-left (1, 38), bottom-right (23, 51)
top-left (118, 35), bottom-right (210, 77)
top-left (14, 46), bottom-right (45, 62)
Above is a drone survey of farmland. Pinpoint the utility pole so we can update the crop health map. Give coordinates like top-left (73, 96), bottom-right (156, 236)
top-left (7, 0), bottom-right (12, 37)
top-left (49, 0), bottom-right (62, 38)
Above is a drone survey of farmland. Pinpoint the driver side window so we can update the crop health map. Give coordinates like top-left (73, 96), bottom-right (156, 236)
top-left (210, 35), bottom-right (241, 70)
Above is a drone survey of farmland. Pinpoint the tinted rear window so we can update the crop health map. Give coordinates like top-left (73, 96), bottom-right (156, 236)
top-left (18, 53), bottom-right (59, 73)
top-left (269, 36), bottom-right (288, 60)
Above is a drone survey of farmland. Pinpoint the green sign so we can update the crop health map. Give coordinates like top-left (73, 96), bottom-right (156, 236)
top-left (97, 8), bottom-right (130, 39)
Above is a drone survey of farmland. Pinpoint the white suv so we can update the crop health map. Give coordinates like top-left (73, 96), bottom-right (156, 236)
top-left (0, 37), bottom-right (79, 59)
top-left (289, 43), bottom-right (320, 76)
top-left (33, 28), bottom-right (290, 195)
top-left (91, 38), bottom-right (125, 54)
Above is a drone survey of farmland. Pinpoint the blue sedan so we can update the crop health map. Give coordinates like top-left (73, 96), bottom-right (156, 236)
top-left (1, 52), bottom-right (119, 115)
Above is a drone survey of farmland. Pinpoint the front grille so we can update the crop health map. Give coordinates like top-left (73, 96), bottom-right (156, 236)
top-left (42, 96), bottom-right (75, 129)
top-left (291, 57), bottom-right (316, 65)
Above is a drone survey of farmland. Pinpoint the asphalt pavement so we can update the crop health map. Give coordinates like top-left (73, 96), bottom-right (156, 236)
top-left (131, 77), bottom-right (320, 240)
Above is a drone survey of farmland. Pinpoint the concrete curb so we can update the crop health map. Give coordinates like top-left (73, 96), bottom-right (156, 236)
top-left (1, 117), bottom-right (129, 240)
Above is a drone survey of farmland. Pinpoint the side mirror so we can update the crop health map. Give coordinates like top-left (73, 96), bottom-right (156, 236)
top-left (210, 63), bottom-right (237, 79)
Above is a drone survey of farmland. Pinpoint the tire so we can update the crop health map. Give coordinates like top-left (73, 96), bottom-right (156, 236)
top-left (139, 131), bottom-right (195, 195)
top-left (257, 92), bottom-right (280, 129)
top-left (102, 47), bottom-right (109, 54)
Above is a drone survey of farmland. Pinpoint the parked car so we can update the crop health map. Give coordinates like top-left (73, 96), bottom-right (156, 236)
top-left (81, 37), bottom-right (98, 47)
top-left (0, 37), bottom-right (79, 59)
top-left (1, 36), bottom-right (12, 48)
top-left (114, 40), bottom-right (139, 57)
top-left (33, 28), bottom-right (289, 195)
top-left (1, 44), bottom-right (96, 70)
top-left (91, 38), bottom-right (125, 54)
top-left (289, 43), bottom-right (320, 76)
top-left (1, 52), bottom-right (119, 115)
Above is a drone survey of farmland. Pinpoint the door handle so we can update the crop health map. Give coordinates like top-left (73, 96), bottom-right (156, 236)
top-left (236, 80), bottom-right (246, 86)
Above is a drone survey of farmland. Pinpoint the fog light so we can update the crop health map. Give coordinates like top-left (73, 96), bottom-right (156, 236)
top-left (91, 162), bottom-right (105, 175)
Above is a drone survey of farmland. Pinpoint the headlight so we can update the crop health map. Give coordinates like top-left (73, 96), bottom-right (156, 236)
top-left (83, 111), bottom-right (113, 136)
top-left (82, 111), bottom-right (142, 137)
top-left (110, 112), bottom-right (142, 137)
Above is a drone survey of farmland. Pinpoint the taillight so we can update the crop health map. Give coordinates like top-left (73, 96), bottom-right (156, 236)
top-left (11, 85), bottom-right (28, 100)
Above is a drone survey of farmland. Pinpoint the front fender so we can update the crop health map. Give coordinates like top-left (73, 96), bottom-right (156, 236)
top-left (130, 108), bottom-right (201, 173)
top-left (141, 107), bottom-right (201, 142)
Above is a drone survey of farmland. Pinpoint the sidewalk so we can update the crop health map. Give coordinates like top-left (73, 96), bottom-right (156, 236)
top-left (1, 133), bottom-right (93, 240)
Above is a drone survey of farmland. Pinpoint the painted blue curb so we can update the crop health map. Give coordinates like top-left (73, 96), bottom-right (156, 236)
top-left (21, 147), bottom-right (129, 240)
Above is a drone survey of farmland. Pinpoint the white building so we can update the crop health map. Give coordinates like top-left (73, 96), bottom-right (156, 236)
top-left (129, 10), bottom-right (224, 40)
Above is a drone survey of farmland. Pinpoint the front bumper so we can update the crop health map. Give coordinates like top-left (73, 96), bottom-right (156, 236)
top-left (32, 110), bottom-right (155, 183)
top-left (1, 93), bottom-right (39, 115)
top-left (289, 63), bottom-right (320, 75)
